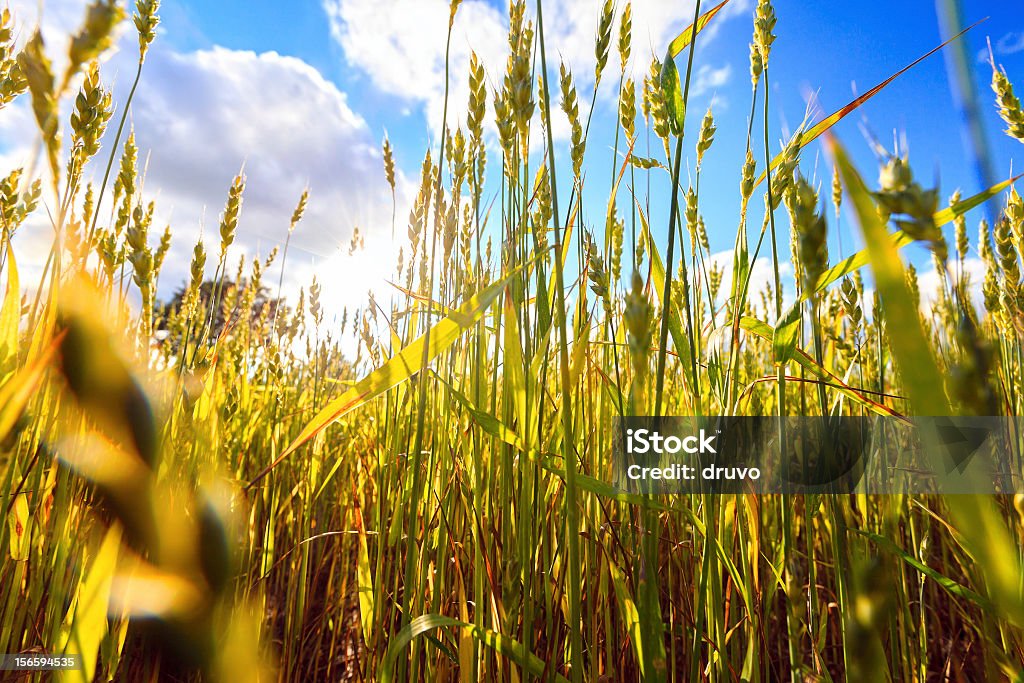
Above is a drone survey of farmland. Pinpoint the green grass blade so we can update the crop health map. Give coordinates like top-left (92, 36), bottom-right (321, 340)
top-left (852, 529), bottom-right (990, 607)
top-left (660, 50), bottom-right (685, 134)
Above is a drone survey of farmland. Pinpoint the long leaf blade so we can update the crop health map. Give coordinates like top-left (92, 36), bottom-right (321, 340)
top-left (667, 0), bottom-right (732, 57)
top-left (755, 20), bottom-right (985, 187)
top-left (249, 261), bottom-right (532, 486)
top-left (831, 138), bottom-right (948, 415)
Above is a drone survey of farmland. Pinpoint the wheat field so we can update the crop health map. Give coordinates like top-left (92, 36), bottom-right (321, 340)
top-left (2, 0), bottom-right (1024, 680)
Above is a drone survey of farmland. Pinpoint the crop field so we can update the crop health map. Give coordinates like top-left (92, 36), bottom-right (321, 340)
top-left (2, 0), bottom-right (1024, 680)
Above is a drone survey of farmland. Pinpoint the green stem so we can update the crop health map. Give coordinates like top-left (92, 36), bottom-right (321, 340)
top-left (535, 2), bottom-right (582, 679)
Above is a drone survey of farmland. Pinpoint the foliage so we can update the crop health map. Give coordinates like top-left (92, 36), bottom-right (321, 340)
top-left (1, 1), bottom-right (1024, 681)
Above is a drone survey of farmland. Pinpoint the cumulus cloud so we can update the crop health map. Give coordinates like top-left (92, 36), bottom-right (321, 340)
top-left (133, 47), bottom-right (391, 254)
top-left (323, 0), bottom-right (745, 137)
top-left (3, 0), bottom-right (405, 318)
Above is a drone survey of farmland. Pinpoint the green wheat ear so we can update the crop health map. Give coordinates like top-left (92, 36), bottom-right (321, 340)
top-left (992, 57), bottom-right (1024, 143)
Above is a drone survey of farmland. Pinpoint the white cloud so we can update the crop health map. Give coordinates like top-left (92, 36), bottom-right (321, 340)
top-left (917, 256), bottom-right (986, 317)
top-left (323, 0), bottom-right (745, 137)
top-left (2, 0), bottom-right (405, 320)
top-left (996, 31), bottom-right (1024, 57)
top-left (977, 31), bottom-right (1024, 64)
top-left (706, 249), bottom-right (793, 320)
top-left (324, 0), bottom-right (507, 139)
top-left (692, 63), bottom-right (732, 97)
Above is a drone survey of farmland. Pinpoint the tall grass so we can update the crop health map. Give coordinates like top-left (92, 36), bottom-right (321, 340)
top-left (2, 0), bottom-right (1024, 680)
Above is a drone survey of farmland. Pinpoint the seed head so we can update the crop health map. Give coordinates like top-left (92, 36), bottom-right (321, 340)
top-left (560, 64), bottom-right (585, 177)
top-left (841, 277), bottom-right (863, 328)
top-left (696, 215), bottom-right (709, 252)
top-left (66, 0), bottom-right (125, 89)
top-left (831, 165), bottom-right (843, 219)
top-left (450, 127), bottom-right (467, 190)
top-left (0, 10), bottom-right (29, 109)
top-left (951, 190), bottom-right (969, 262)
top-left (753, 0), bottom-right (777, 69)
top-left (741, 150), bottom-right (756, 202)
top-left (991, 61), bottom-right (1024, 143)
top-left (1007, 187), bottom-right (1024, 249)
top-left (68, 62), bottom-right (113, 181)
top-left (876, 156), bottom-right (943, 259)
top-left (135, 0), bottom-right (160, 61)
top-left (619, 78), bottom-right (636, 140)
top-left (610, 211), bottom-right (624, 282)
top-left (0, 168), bottom-right (23, 234)
top-left (749, 42), bottom-right (763, 87)
top-left (467, 52), bottom-right (487, 144)
top-left (644, 58), bottom-right (670, 141)
top-left (585, 232), bottom-right (611, 316)
top-left (218, 173), bottom-right (245, 255)
top-left (995, 215), bottom-right (1021, 301)
top-left (983, 264), bottom-right (1000, 315)
top-left (504, 18), bottom-right (534, 144)
top-left (787, 174), bottom-right (828, 294)
top-left (382, 135), bottom-right (396, 192)
top-left (696, 106), bottom-right (716, 167)
top-left (618, 2), bottom-right (632, 73)
top-left (493, 86), bottom-right (515, 163)
top-left (595, 0), bottom-right (614, 85)
top-left (684, 187), bottom-right (698, 242)
top-left (906, 263), bottom-right (920, 309)
top-left (624, 270), bottom-right (654, 374)
top-left (290, 188), bottom-right (309, 233)
top-left (709, 262), bottom-right (723, 302)
top-left (449, 0), bottom-right (462, 28)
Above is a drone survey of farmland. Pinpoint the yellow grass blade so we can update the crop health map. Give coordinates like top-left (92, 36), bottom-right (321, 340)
top-left (667, 0), bottom-right (733, 58)
top-left (250, 259), bottom-right (534, 487)
top-left (56, 524), bottom-right (122, 683)
top-left (0, 331), bottom-right (63, 443)
top-left (831, 138), bottom-right (947, 414)
top-left (0, 242), bottom-right (19, 376)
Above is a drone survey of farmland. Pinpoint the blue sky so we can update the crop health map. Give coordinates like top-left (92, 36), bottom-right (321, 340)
top-left (159, 0), bottom-right (1024, 281)
top-left (3, 0), bottom-right (1023, 317)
